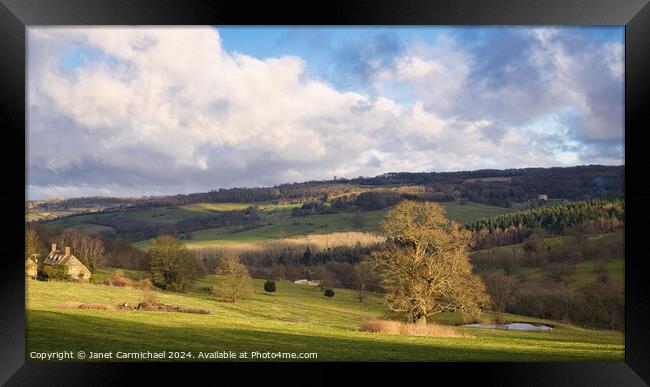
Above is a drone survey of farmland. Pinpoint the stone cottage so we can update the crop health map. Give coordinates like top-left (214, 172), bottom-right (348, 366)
top-left (43, 244), bottom-right (91, 280)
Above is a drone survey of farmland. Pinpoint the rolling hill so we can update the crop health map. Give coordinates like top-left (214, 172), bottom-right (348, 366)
top-left (42, 200), bottom-right (513, 250)
top-left (26, 274), bottom-right (623, 362)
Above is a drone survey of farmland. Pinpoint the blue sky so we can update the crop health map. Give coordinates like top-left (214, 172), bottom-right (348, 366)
top-left (27, 26), bottom-right (624, 199)
top-left (217, 26), bottom-right (622, 92)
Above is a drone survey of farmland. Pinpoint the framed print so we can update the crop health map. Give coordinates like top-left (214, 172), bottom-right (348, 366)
top-left (1, 0), bottom-right (649, 385)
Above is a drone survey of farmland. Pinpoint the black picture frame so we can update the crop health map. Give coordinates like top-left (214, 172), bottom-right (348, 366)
top-left (1, 0), bottom-right (648, 385)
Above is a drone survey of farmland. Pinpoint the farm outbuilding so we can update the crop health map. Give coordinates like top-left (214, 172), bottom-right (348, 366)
top-left (43, 244), bottom-right (91, 281)
top-left (294, 279), bottom-right (323, 286)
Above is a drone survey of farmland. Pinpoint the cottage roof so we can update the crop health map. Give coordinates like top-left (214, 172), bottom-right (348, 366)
top-left (43, 251), bottom-right (73, 266)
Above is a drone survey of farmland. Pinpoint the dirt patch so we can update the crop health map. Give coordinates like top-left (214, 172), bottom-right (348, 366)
top-left (55, 301), bottom-right (208, 314)
top-left (56, 301), bottom-right (115, 310)
top-left (134, 302), bottom-right (210, 314)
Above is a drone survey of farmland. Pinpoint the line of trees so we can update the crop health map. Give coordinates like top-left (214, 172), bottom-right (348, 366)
top-left (353, 165), bottom-right (623, 207)
top-left (29, 165), bottom-right (623, 212)
top-left (467, 198), bottom-right (624, 234)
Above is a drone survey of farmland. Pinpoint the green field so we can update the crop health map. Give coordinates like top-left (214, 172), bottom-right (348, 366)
top-left (43, 201), bottom-right (305, 236)
top-left (26, 274), bottom-right (623, 362)
top-left (471, 236), bottom-right (571, 257)
top-left (177, 210), bottom-right (387, 249)
top-left (41, 200), bottom-right (513, 248)
top-left (26, 206), bottom-right (114, 223)
top-left (44, 205), bottom-right (219, 230)
top-left (480, 258), bottom-right (624, 290)
top-left (182, 202), bottom-right (302, 214)
top-left (67, 223), bottom-right (115, 235)
top-left (129, 201), bottom-right (513, 249)
top-left (443, 201), bottom-right (514, 224)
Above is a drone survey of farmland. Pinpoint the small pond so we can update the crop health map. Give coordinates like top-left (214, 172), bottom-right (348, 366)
top-left (462, 322), bottom-right (553, 332)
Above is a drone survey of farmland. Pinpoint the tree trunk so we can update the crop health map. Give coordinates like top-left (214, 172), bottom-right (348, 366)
top-left (415, 315), bottom-right (427, 325)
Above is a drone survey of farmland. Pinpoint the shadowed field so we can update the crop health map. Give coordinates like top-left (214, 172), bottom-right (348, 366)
top-left (26, 278), bottom-right (623, 362)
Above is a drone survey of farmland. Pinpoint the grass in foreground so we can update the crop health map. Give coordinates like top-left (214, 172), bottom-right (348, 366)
top-left (26, 277), bottom-right (623, 362)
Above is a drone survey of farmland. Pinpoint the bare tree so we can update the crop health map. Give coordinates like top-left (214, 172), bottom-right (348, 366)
top-left (212, 252), bottom-right (254, 303)
top-left (58, 229), bottom-right (105, 271)
top-left (355, 260), bottom-right (373, 302)
top-left (369, 201), bottom-right (491, 324)
top-left (25, 226), bottom-right (45, 260)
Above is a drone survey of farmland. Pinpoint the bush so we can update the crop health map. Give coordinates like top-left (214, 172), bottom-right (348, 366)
top-left (323, 288), bottom-right (335, 298)
top-left (134, 277), bottom-right (154, 290)
top-left (139, 287), bottom-right (160, 306)
top-left (263, 279), bottom-right (276, 293)
top-left (42, 265), bottom-right (67, 281)
top-left (104, 270), bottom-right (132, 287)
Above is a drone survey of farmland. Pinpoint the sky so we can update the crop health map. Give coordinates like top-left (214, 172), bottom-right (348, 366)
top-left (27, 26), bottom-right (624, 200)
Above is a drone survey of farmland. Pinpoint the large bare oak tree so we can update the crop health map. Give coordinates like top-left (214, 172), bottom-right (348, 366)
top-left (370, 200), bottom-right (491, 324)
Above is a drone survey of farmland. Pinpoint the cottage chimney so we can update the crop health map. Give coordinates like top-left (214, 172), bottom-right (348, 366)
top-left (64, 246), bottom-right (71, 256)
top-left (51, 243), bottom-right (57, 252)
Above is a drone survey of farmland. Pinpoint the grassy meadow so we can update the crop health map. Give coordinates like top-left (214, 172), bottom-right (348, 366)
top-left (124, 200), bottom-right (512, 250)
top-left (26, 274), bottom-right (624, 362)
top-left (442, 201), bottom-right (514, 224)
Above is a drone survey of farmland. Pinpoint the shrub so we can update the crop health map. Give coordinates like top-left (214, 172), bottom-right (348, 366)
top-left (359, 318), bottom-right (458, 337)
top-left (42, 265), bottom-right (67, 281)
top-left (139, 287), bottom-right (160, 306)
top-left (323, 288), bottom-right (335, 298)
top-left (264, 279), bottom-right (276, 293)
top-left (134, 277), bottom-right (154, 290)
top-left (104, 270), bottom-right (132, 287)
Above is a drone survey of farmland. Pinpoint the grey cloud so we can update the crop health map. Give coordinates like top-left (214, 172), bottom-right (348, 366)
top-left (333, 32), bottom-right (405, 89)
top-left (479, 122), bottom-right (508, 145)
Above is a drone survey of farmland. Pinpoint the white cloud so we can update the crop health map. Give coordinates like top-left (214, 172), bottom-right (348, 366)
top-left (27, 27), bottom-right (622, 199)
